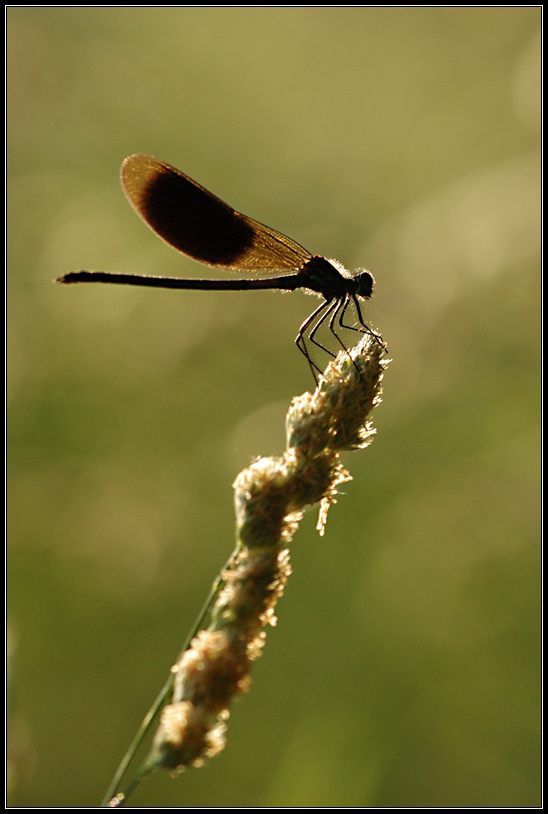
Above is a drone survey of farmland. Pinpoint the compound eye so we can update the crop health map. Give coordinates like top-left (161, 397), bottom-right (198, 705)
top-left (356, 270), bottom-right (374, 298)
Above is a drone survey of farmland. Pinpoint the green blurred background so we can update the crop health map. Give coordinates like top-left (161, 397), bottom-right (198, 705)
top-left (7, 7), bottom-right (540, 808)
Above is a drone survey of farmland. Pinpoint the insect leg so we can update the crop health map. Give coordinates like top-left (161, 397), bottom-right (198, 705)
top-left (308, 299), bottom-right (341, 356)
top-left (350, 294), bottom-right (387, 351)
top-left (295, 299), bottom-right (336, 380)
top-left (338, 294), bottom-right (365, 334)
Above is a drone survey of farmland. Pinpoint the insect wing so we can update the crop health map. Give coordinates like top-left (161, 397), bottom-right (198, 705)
top-left (121, 155), bottom-right (312, 273)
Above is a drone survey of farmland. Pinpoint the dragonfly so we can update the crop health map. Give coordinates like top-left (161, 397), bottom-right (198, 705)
top-left (57, 154), bottom-right (383, 379)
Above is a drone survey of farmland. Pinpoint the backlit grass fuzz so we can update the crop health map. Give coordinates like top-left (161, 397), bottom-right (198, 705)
top-left (149, 335), bottom-right (387, 774)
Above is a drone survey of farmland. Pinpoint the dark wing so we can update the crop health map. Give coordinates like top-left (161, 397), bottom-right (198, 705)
top-left (120, 154), bottom-right (312, 273)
